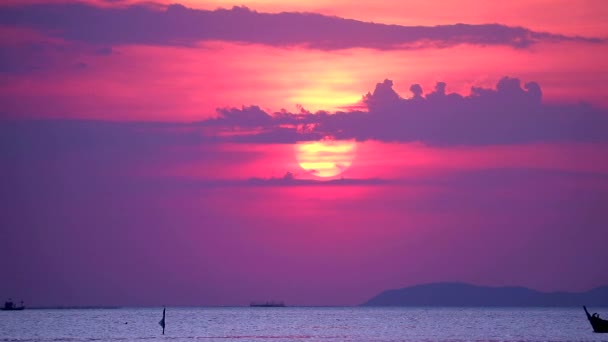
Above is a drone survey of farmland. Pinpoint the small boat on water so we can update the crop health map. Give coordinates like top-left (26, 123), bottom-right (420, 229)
top-left (250, 301), bottom-right (285, 307)
top-left (2, 299), bottom-right (25, 311)
top-left (583, 306), bottom-right (608, 333)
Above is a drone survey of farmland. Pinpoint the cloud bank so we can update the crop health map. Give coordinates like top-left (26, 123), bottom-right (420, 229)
top-left (201, 77), bottom-right (608, 146)
top-left (2, 76), bottom-right (607, 147)
top-left (0, 2), bottom-right (603, 50)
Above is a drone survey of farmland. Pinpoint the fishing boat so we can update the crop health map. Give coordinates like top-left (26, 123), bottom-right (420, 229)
top-left (583, 306), bottom-right (608, 333)
top-left (2, 299), bottom-right (25, 311)
top-left (250, 301), bottom-right (285, 307)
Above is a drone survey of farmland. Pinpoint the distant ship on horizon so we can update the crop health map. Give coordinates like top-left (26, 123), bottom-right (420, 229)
top-left (2, 299), bottom-right (25, 311)
top-left (250, 301), bottom-right (286, 307)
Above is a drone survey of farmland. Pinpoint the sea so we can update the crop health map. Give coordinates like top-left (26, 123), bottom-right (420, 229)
top-left (1, 307), bottom-right (606, 342)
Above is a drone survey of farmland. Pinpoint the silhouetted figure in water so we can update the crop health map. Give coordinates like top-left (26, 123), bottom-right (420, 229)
top-left (159, 307), bottom-right (166, 335)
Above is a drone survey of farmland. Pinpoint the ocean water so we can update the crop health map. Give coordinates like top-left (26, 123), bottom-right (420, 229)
top-left (1, 307), bottom-right (606, 342)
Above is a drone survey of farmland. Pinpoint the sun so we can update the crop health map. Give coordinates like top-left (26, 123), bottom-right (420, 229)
top-left (294, 138), bottom-right (357, 178)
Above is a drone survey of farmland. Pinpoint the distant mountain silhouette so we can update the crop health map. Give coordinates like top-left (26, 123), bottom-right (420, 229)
top-left (363, 283), bottom-right (608, 307)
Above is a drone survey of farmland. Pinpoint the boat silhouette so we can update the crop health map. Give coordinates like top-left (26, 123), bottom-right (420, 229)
top-left (2, 299), bottom-right (25, 311)
top-left (250, 301), bottom-right (285, 307)
top-left (584, 306), bottom-right (608, 333)
top-left (158, 307), bottom-right (166, 335)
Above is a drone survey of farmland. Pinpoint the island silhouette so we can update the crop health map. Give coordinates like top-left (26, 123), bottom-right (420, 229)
top-left (363, 283), bottom-right (608, 307)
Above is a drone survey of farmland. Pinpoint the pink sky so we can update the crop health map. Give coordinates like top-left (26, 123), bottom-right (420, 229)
top-left (1, 0), bottom-right (608, 307)
top-left (2, 40), bottom-right (608, 121)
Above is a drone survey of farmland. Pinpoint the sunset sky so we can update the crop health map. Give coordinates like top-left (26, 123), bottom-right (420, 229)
top-left (1, 0), bottom-right (608, 307)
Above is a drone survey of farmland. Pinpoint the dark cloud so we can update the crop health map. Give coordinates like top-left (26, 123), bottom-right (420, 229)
top-left (199, 76), bottom-right (608, 146)
top-left (213, 106), bottom-right (273, 127)
top-left (0, 2), bottom-right (603, 50)
top-left (168, 175), bottom-right (394, 188)
top-left (0, 119), bottom-right (237, 171)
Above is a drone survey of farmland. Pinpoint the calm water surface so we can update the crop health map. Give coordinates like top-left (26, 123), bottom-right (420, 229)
top-left (1, 307), bottom-right (606, 342)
